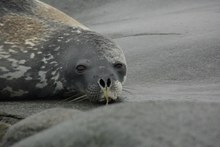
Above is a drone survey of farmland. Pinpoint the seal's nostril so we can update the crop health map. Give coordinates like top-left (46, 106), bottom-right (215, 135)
top-left (99, 79), bottom-right (105, 88)
top-left (107, 78), bottom-right (111, 87)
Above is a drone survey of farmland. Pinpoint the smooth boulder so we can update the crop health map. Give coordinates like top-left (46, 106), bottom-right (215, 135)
top-left (5, 101), bottom-right (220, 147)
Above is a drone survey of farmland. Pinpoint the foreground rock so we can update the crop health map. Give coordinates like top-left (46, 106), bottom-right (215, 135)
top-left (1, 108), bottom-right (80, 147)
top-left (0, 112), bottom-right (23, 126)
top-left (1, 101), bottom-right (219, 147)
top-left (0, 122), bottom-right (11, 141)
top-left (0, 112), bottom-right (23, 142)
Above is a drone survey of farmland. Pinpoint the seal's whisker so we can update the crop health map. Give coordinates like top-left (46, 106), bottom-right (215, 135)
top-left (62, 96), bottom-right (79, 103)
top-left (68, 95), bottom-right (87, 103)
top-left (72, 97), bottom-right (88, 103)
top-left (62, 97), bottom-right (76, 102)
top-left (55, 97), bottom-right (75, 105)
top-left (66, 93), bottom-right (83, 99)
top-left (122, 88), bottom-right (134, 94)
top-left (68, 97), bottom-right (87, 103)
top-left (123, 86), bottom-right (135, 90)
top-left (72, 94), bottom-right (87, 99)
top-left (55, 93), bottom-right (84, 105)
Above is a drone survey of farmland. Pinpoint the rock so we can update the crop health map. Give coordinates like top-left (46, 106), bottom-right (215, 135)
top-left (0, 101), bottom-right (96, 118)
top-left (1, 108), bottom-right (80, 147)
top-left (4, 101), bottom-right (220, 147)
top-left (0, 122), bottom-right (11, 142)
top-left (0, 112), bottom-right (23, 125)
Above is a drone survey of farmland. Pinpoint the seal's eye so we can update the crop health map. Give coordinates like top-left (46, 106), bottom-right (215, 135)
top-left (75, 65), bottom-right (87, 73)
top-left (114, 63), bottom-right (123, 69)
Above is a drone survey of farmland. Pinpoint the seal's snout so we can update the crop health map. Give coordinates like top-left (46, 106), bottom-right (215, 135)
top-left (98, 78), bottom-right (113, 104)
top-left (96, 77), bottom-right (122, 104)
top-left (98, 78), bottom-right (112, 89)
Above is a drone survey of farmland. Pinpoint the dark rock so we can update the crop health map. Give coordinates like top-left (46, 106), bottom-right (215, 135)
top-left (0, 112), bottom-right (23, 125)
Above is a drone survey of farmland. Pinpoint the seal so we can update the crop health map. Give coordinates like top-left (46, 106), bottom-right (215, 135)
top-left (0, 0), bottom-right (127, 103)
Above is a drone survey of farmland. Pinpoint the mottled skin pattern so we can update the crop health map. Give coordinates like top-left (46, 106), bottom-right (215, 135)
top-left (0, 0), bottom-right (127, 102)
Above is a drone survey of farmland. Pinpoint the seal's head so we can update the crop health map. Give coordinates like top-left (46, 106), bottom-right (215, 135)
top-left (63, 30), bottom-right (127, 103)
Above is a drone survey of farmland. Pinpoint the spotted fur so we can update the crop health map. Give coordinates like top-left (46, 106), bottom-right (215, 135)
top-left (0, 0), bottom-right (127, 102)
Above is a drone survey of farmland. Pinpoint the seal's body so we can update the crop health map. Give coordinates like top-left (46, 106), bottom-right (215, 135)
top-left (0, 0), bottom-right (127, 102)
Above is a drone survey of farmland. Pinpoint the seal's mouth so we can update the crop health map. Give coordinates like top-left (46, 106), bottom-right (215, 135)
top-left (98, 87), bottom-right (118, 105)
top-left (97, 78), bottom-right (119, 105)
